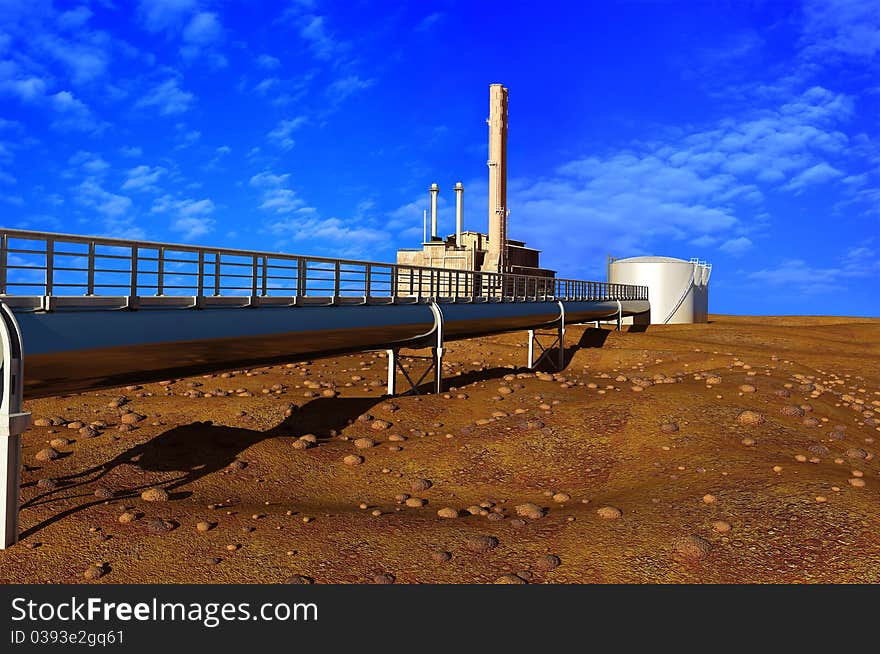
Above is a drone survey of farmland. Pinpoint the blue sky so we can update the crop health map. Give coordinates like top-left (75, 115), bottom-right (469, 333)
top-left (0, 0), bottom-right (877, 315)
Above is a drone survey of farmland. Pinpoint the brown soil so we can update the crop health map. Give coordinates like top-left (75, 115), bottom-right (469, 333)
top-left (2, 314), bottom-right (879, 583)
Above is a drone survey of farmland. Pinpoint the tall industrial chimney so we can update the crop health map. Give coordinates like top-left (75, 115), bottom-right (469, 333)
top-left (483, 83), bottom-right (508, 272)
top-left (454, 182), bottom-right (464, 248)
top-left (429, 183), bottom-right (439, 241)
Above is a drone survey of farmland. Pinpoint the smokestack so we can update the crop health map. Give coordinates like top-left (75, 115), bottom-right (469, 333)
top-left (429, 183), bottom-right (439, 241)
top-left (454, 182), bottom-right (464, 248)
top-left (483, 83), bottom-right (508, 272)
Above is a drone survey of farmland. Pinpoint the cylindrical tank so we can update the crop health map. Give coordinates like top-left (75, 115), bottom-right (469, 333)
top-left (608, 256), bottom-right (710, 324)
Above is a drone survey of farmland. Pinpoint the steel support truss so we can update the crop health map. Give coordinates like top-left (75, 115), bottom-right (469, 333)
top-left (0, 302), bottom-right (31, 549)
top-left (386, 302), bottom-right (445, 396)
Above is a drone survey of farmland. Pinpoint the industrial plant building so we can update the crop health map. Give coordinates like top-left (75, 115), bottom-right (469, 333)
top-left (396, 84), bottom-right (554, 283)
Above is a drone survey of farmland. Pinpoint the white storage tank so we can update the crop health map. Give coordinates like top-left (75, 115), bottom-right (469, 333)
top-left (608, 256), bottom-right (711, 324)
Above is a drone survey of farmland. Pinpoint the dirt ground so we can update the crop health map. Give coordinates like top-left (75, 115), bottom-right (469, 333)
top-left (1, 314), bottom-right (879, 584)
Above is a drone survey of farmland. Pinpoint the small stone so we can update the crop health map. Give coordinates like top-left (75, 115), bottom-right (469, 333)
top-left (372, 573), bottom-right (395, 584)
top-left (411, 479), bottom-right (433, 492)
top-left (343, 454), bottom-right (364, 466)
top-left (35, 447), bottom-right (60, 462)
top-left (437, 507), bottom-right (459, 519)
top-left (121, 412), bottom-right (146, 424)
top-left (49, 437), bottom-right (70, 448)
top-left (147, 519), bottom-right (174, 534)
top-left (118, 511), bottom-right (137, 524)
top-left (430, 550), bottom-right (452, 563)
top-left (552, 492), bottom-right (571, 503)
top-left (37, 478), bottom-right (58, 490)
top-left (534, 554), bottom-right (561, 571)
top-left (94, 487), bottom-right (114, 500)
top-left (741, 437), bottom-right (756, 446)
top-left (285, 574), bottom-right (314, 584)
top-left (405, 497), bottom-right (426, 507)
top-left (736, 410), bottom-right (765, 425)
top-left (849, 478), bottom-right (866, 488)
top-left (660, 422), bottom-right (679, 433)
top-left (514, 503), bottom-right (545, 520)
top-left (596, 506), bottom-right (622, 520)
top-left (354, 438), bottom-right (376, 449)
top-left (673, 535), bottom-right (711, 560)
top-left (739, 384), bottom-right (756, 393)
top-left (712, 520), bottom-right (731, 533)
top-left (702, 494), bottom-right (717, 504)
top-left (494, 574), bottom-right (526, 584)
top-left (83, 565), bottom-right (105, 580)
top-left (371, 420), bottom-right (392, 431)
top-left (196, 521), bottom-right (213, 532)
top-left (141, 487), bottom-right (169, 502)
top-left (464, 535), bottom-right (499, 553)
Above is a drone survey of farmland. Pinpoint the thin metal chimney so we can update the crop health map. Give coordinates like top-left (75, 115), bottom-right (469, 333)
top-left (454, 182), bottom-right (464, 248)
top-left (483, 84), bottom-right (508, 272)
top-left (429, 183), bottom-right (439, 241)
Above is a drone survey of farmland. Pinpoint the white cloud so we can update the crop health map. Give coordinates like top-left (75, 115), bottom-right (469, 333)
top-left (57, 6), bottom-right (93, 31)
top-left (151, 195), bottom-right (216, 239)
top-left (250, 170), bottom-right (308, 214)
top-left (800, 0), bottom-right (880, 60)
top-left (415, 13), bottom-right (443, 32)
top-left (784, 161), bottom-right (844, 191)
top-left (255, 54), bottom-right (281, 70)
top-left (299, 14), bottom-right (342, 61)
top-left (267, 116), bottom-right (307, 150)
top-left (75, 179), bottom-right (132, 217)
top-left (327, 75), bottom-right (374, 102)
top-left (183, 12), bottom-right (222, 44)
top-left (68, 151), bottom-right (109, 176)
top-left (719, 236), bottom-right (753, 255)
top-left (138, 0), bottom-right (198, 33)
top-left (122, 165), bottom-right (165, 192)
top-left (136, 78), bottom-right (194, 115)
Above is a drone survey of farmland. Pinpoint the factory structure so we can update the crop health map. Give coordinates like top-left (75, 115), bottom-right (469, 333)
top-left (396, 83), bottom-right (710, 324)
top-left (396, 84), bottom-right (554, 280)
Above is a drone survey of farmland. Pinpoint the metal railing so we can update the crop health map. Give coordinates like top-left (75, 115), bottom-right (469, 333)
top-left (0, 229), bottom-right (648, 307)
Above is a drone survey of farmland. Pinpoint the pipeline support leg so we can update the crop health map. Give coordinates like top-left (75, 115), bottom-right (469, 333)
top-left (527, 329), bottom-right (535, 369)
top-left (558, 322), bottom-right (565, 369)
top-left (432, 347), bottom-right (444, 394)
top-left (386, 349), bottom-right (397, 396)
top-left (0, 433), bottom-right (22, 549)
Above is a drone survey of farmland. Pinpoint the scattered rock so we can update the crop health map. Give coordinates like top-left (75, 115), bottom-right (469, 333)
top-left (673, 535), bottom-right (711, 560)
top-left (411, 479), bottom-right (433, 492)
top-left (118, 512), bottom-right (137, 524)
top-left (514, 503), bottom-right (545, 520)
top-left (712, 521), bottom-right (731, 533)
top-left (660, 422), bottom-right (679, 433)
top-left (494, 574), bottom-right (527, 584)
top-left (781, 405), bottom-right (805, 417)
top-left (736, 410), bottom-right (765, 425)
top-left (37, 478), bottom-right (58, 490)
top-left (354, 438), bottom-right (376, 449)
top-left (405, 497), bottom-right (426, 508)
top-left (49, 437), bottom-right (70, 448)
top-left (147, 519), bottom-right (175, 535)
top-left (372, 573), bottom-right (395, 584)
top-left (552, 492), bottom-right (571, 503)
top-left (596, 506), bottom-right (622, 520)
top-left (437, 507), bottom-right (459, 519)
top-left (371, 420), bottom-right (392, 431)
top-left (121, 412), bottom-right (146, 424)
top-left (534, 554), bottom-right (561, 571)
top-left (343, 454), bottom-right (364, 466)
top-left (285, 575), bottom-right (314, 584)
top-left (464, 535), bottom-right (499, 553)
top-left (83, 565), bottom-right (105, 581)
top-left (430, 550), bottom-right (452, 563)
top-left (141, 487), bottom-right (169, 502)
top-left (196, 521), bottom-right (213, 532)
top-left (93, 487), bottom-right (114, 500)
top-left (35, 447), bottom-right (60, 462)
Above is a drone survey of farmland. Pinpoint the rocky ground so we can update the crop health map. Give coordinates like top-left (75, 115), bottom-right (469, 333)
top-left (1, 315), bottom-right (879, 584)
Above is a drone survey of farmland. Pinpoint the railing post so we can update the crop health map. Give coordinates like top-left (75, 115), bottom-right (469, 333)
top-left (261, 256), bottom-right (268, 296)
top-left (365, 263), bottom-right (372, 300)
top-left (333, 260), bottom-right (341, 301)
top-left (157, 247), bottom-right (165, 296)
top-left (214, 252), bottom-right (221, 296)
top-left (296, 259), bottom-right (306, 298)
top-left (390, 265), bottom-right (398, 300)
top-left (86, 241), bottom-right (95, 295)
top-left (130, 245), bottom-right (139, 297)
top-left (197, 250), bottom-right (205, 298)
top-left (0, 233), bottom-right (6, 295)
top-left (251, 255), bottom-right (259, 298)
top-left (45, 238), bottom-right (54, 296)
